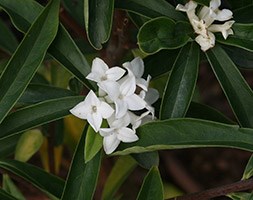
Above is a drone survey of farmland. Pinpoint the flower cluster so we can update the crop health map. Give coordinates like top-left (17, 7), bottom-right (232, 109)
top-left (176, 0), bottom-right (234, 51)
top-left (70, 57), bottom-right (159, 154)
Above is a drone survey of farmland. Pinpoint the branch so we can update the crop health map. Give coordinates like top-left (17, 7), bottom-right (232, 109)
top-left (168, 178), bottom-right (253, 200)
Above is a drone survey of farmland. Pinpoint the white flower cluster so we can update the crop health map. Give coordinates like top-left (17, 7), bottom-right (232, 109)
top-left (70, 57), bottom-right (159, 154)
top-left (176, 0), bottom-right (234, 51)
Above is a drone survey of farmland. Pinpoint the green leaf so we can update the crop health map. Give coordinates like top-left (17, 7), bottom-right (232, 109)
top-left (0, 96), bottom-right (84, 138)
top-left (0, 188), bottom-right (17, 200)
top-left (132, 151), bottom-right (159, 169)
top-left (84, 0), bottom-right (114, 49)
top-left (115, 0), bottom-right (186, 21)
top-left (14, 129), bottom-right (43, 162)
top-left (186, 102), bottom-right (235, 125)
top-left (0, 135), bottom-right (20, 158)
top-left (138, 17), bottom-right (192, 54)
top-left (137, 167), bottom-right (164, 200)
top-left (62, 0), bottom-right (84, 26)
top-left (102, 156), bottom-right (137, 200)
top-left (234, 5), bottom-right (253, 23)
top-left (0, 159), bottom-right (64, 199)
top-left (160, 42), bottom-right (199, 119)
top-left (2, 174), bottom-right (25, 200)
top-left (0, 0), bottom-right (60, 124)
top-left (217, 23), bottom-right (253, 52)
top-left (143, 49), bottom-right (180, 78)
top-left (61, 126), bottom-right (102, 200)
top-left (0, 18), bottom-right (18, 54)
top-left (18, 84), bottom-right (76, 105)
top-left (229, 1), bottom-right (253, 9)
top-left (0, 0), bottom-right (95, 89)
top-left (206, 45), bottom-right (253, 128)
top-left (242, 155), bottom-right (253, 180)
top-left (194, 0), bottom-right (209, 6)
top-left (227, 192), bottom-right (253, 200)
top-left (114, 118), bottom-right (253, 155)
top-left (85, 125), bottom-right (103, 163)
top-left (128, 12), bottom-right (149, 28)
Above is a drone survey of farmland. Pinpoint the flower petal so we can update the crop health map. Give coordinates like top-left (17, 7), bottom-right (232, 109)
top-left (99, 81), bottom-right (120, 100)
top-left (69, 101), bottom-right (89, 119)
top-left (145, 88), bottom-right (159, 105)
top-left (103, 134), bottom-right (120, 154)
top-left (125, 94), bottom-right (146, 111)
top-left (213, 9), bottom-right (233, 21)
top-left (92, 57), bottom-right (108, 74)
top-left (99, 101), bottom-right (114, 119)
top-left (123, 57), bottom-right (144, 78)
top-left (99, 128), bottom-right (115, 137)
top-left (87, 112), bottom-right (102, 132)
top-left (210, 0), bottom-right (221, 10)
top-left (86, 90), bottom-right (100, 106)
top-left (115, 99), bottom-right (128, 118)
top-left (120, 75), bottom-right (136, 96)
top-left (195, 31), bottom-right (215, 52)
top-left (117, 127), bottom-right (138, 143)
top-left (106, 67), bottom-right (125, 81)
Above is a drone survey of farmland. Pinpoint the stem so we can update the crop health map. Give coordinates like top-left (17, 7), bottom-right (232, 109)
top-left (168, 178), bottom-right (253, 200)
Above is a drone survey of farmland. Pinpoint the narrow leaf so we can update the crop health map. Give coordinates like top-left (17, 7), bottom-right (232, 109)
top-left (242, 155), bottom-right (253, 180)
top-left (0, 188), bottom-right (17, 200)
top-left (234, 5), bottom-right (253, 23)
top-left (0, 0), bottom-right (59, 123)
top-left (115, 0), bottom-right (185, 21)
top-left (0, 159), bottom-right (64, 199)
top-left (0, 0), bottom-right (94, 89)
top-left (114, 119), bottom-right (253, 155)
top-left (227, 192), bottom-right (253, 200)
top-left (160, 42), bottom-right (199, 119)
top-left (61, 125), bottom-right (102, 200)
top-left (0, 135), bottom-right (20, 158)
top-left (132, 151), bottom-right (159, 169)
top-left (137, 167), bottom-right (164, 200)
top-left (84, 0), bottom-right (114, 49)
top-left (138, 17), bottom-right (192, 54)
top-left (206, 45), bottom-right (253, 128)
top-left (102, 156), bottom-right (137, 200)
top-left (0, 96), bottom-right (84, 138)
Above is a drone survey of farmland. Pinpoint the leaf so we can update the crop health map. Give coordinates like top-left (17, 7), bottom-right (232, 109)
top-left (2, 174), bottom-right (25, 200)
top-left (18, 84), bottom-right (76, 105)
top-left (0, 96), bottom-right (84, 138)
top-left (217, 23), bottom-right (253, 52)
top-left (115, 0), bottom-right (186, 21)
top-left (160, 42), bottom-right (199, 119)
top-left (84, 0), bottom-right (114, 50)
top-left (143, 49), bottom-right (180, 78)
top-left (14, 129), bottom-right (44, 162)
top-left (242, 155), bottom-right (253, 180)
top-left (186, 102), bottom-right (235, 125)
top-left (227, 192), bottom-right (253, 200)
top-left (102, 156), bottom-right (137, 200)
top-left (85, 125), bottom-right (103, 163)
top-left (138, 17), bottom-right (192, 54)
top-left (0, 18), bottom-right (18, 54)
top-left (114, 118), bottom-right (253, 155)
top-left (229, 1), bottom-right (253, 9)
top-left (0, 0), bottom-right (95, 89)
top-left (137, 167), bottom-right (164, 200)
top-left (62, 0), bottom-right (84, 26)
top-left (128, 12), bottom-right (149, 28)
top-left (194, 0), bottom-right (209, 6)
top-left (0, 159), bottom-right (65, 199)
top-left (206, 45), bottom-right (253, 128)
top-left (0, 188), bottom-right (17, 200)
top-left (234, 5), bottom-right (253, 23)
top-left (0, 0), bottom-right (60, 124)
top-left (61, 125), bottom-right (102, 200)
top-left (132, 151), bottom-right (159, 169)
top-left (0, 134), bottom-right (20, 158)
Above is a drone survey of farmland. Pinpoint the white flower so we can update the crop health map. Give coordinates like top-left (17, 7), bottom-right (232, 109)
top-left (99, 114), bottom-right (138, 154)
top-left (195, 31), bottom-right (215, 52)
top-left (70, 90), bottom-right (114, 132)
top-left (102, 72), bottom-right (147, 118)
top-left (208, 20), bottom-right (235, 39)
top-left (86, 57), bottom-right (125, 86)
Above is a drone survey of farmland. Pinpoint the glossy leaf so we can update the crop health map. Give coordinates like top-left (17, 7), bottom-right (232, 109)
top-left (0, 0), bottom-right (60, 124)
top-left (186, 102), bottom-right (235, 125)
top-left (242, 155), bottom-right (253, 180)
top-left (217, 23), bottom-right (253, 52)
top-left (0, 18), bottom-right (18, 54)
top-left (227, 192), bottom-right (253, 200)
top-left (14, 129), bottom-right (44, 162)
top-left (234, 5), bottom-right (253, 23)
top-left (137, 167), bottom-right (163, 200)
top-left (62, 0), bottom-right (84, 25)
top-left (128, 12), bottom-right (149, 28)
top-left (0, 0), bottom-right (94, 89)
top-left (84, 0), bottom-right (114, 49)
top-left (132, 151), bottom-right (159, 169)
top-left (160, 42), bottom-right (199, 119)
top-left (143, 49), bottom-right (180, 78)
top-left (114, 119), bottom-right (253, 155)
top-left (0, 159), bottom-right (64, 199)
top-left (0, 135), bottom-right (20, 158)
top-left (115, 0), bottom-right (186, 21)
top-left (138, 17), bottom-right (192, 54)
top-left (85, 125), bottom-right (103, 163)
top-left (18, 84), bottom-right (76, 105)
top-left (206, 45), bottom-right (253, 128)
top-left (229, 1), bottom-right (253, 9)
top-left (61, 126), bottom-right (102, 200)
top-left (0, 188), bottom-right (17, 200)
top-left (0, 96), bottom-right (84, 138)
top-left (102, 156), bottom-right (137, 200)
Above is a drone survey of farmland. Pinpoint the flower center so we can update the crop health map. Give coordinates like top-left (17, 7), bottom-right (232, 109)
top-left (118, 94), bottom-right (124, 100)
top-left (101, 75), bottom-right (107, 81)
top-left (92, 105), bottom-right (97, 113)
